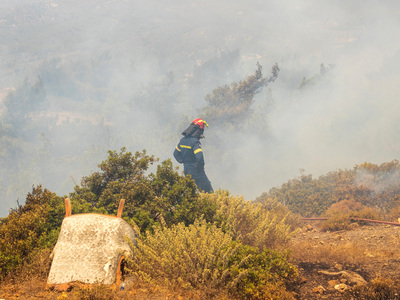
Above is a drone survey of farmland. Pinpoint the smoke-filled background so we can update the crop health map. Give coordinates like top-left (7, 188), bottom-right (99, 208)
top-left (1, 0), bottom-right (399, 217)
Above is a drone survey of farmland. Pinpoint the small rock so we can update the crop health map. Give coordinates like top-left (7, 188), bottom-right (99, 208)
top-left (334, 263), bottom-right (343, 271)
top-left (313, 286), bottom-right (326, 294)
top-left (328, 280), bottom-right (339, 287)
top-left (318, 270), bottom-right (367, 286)
top-left (335, 283), bottom-right (348, 292)
top-left (299, 276), bottom-right (307, 284)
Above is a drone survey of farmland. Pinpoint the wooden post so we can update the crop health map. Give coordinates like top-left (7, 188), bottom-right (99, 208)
top-left (117, 199), bottom-right (125, 218)
top-left (65, 198), bottom-right (72, 217)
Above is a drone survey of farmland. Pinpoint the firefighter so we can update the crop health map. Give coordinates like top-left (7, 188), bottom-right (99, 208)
top-left (173, 118), bottom-right (213, 193)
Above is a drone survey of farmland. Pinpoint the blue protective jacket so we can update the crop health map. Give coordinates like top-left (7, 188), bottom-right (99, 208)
top-left (173, 135), bottom-right (213, 193)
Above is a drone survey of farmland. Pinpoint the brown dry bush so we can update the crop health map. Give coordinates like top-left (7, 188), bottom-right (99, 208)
top-left (321, 214), bottom-right (351, 232)
top-left (321, 205), bottom-right (383, 232)
top-left (388, 206), bottom-right (400, 223)
top-left (351, 207), bottom-right (384, 221)
top-left (325, 199), bottom-right (364, 216)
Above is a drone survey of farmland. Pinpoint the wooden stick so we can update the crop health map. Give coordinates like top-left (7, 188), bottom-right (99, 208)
top-left (65, 198), bottom-right (72, 217)
top-left (117, 199), bottom-right (125, 218)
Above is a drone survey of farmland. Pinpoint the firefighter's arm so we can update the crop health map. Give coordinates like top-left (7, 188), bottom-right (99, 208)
top-left (173, 145), bottom-right (183, 163)
top-left (193, 142), bottom-right (205, 169)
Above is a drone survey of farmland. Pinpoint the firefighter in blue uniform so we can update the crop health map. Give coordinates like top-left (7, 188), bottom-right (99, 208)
top-left (173, 118), bottom-right (213, 193)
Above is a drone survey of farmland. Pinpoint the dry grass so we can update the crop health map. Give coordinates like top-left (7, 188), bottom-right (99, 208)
top-left (290, 239), bottom-right (371, 266)
top-left (290, 225), bottom-right (400, 267)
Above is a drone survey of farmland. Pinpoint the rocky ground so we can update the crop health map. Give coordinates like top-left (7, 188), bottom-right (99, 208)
top-left (288, 221), bottom-right (400, 299)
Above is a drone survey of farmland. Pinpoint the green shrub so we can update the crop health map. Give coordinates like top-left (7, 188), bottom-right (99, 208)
top-left (69, 148), bottom-right (205, 233)
top-left (227, 245), bottom-right (298, 300)
top-left (128, 218), bottom-right (298, 299)
top-left (201, 191), bottom-right (297, 250)
top-left (0, 186), bottom-right (64, 279)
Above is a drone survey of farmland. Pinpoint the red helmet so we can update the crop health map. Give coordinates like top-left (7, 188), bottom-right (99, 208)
top-left (191, 118), bottom-right (208, 130)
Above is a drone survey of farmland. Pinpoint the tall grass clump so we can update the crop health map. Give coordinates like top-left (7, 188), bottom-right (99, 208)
top-left (201, 191), bottom-right (298, 250)
top-left (128, 218), bottom-right (298, 299)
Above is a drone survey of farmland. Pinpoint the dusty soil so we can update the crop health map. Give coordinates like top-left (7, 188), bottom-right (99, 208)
top-left (288, 221), bottom-right (400, 299)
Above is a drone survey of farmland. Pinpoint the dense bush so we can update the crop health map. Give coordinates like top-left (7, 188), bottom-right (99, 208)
top-left (257, 160), bottom-right (400, 218)
top-left (201, 191), bottom-right (298, 250)
top-left (0, 148), bottom-right (206, 279)
top-left (0, 147), bottom-right (315, 297)
top-left (0, 186), bottom-right (63, 279)
top-left (69, 147), bottom-right (207, 233)
top-left (128, 218), bottom-right (298, 299)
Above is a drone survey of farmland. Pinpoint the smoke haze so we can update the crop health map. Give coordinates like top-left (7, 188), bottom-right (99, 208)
top-left (1, 0), bottom-right (400, 217)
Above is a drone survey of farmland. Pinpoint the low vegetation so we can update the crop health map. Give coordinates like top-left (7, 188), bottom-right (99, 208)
top-left (1, 148), bottom-right (400, 298)
top-left (256, 160), bottom-right (400, 219)
top-left (0, 148), bottom-right (298, 299)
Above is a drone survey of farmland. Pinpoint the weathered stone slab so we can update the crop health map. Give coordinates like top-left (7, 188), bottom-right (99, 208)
top-left (47, 213), bottom-right (135, 285)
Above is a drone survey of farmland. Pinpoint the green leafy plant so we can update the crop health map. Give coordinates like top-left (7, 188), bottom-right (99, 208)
top-left (202, 191), bottom-right (297, 250)
top-left (128, 218), bottom-right (298, 299)
top-left (0, 186), bottom-right (63, 279)
top-left (69, 147), bottom-right (208, 233)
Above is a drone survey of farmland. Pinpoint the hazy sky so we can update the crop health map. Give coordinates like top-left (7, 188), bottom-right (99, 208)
top-left (1, 0), bottom-right (400, 216)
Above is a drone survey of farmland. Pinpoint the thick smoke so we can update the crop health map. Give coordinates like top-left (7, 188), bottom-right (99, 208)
top-left (1, 0), bottom-right (400, 217)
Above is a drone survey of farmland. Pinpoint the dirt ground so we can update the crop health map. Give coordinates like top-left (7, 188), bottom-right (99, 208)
top-left (288, 221), bottom-right (400, 299)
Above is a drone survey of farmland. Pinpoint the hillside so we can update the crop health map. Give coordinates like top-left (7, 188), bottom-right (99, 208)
top-left (1, 0), bottom-right (400, 217)
top-left (1, 221), bottom-right (399, 299)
